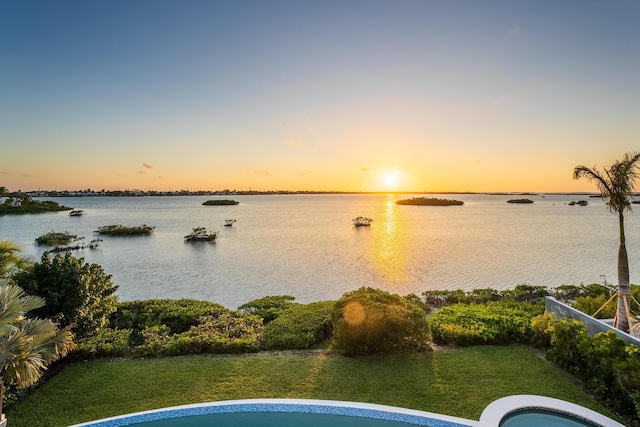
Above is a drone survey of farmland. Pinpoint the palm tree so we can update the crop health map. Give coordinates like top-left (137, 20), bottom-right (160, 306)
top-left (0, 281), bottom-right (74, 423)
top-left (573, 151), bottom-right (640, 333)
top-left (0, 242), bottom-right (30, 279)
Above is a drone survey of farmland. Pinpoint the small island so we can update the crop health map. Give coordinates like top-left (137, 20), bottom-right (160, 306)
top-left (224, 219), bottom-right (237, 227)
top-left (396, 197), bottom-right (464, 206)
top-left (568, 200), bottom-right (588, 206)
top-left (353, 216), bottom-right (373, 226)
top-left (507, 199), bottom-right (534, 204)
top-left (184, 227), bottom-right (218, 242)
top-left (203, 200), bottom-right (239, 206)
top-left (95, 224), bottom-right (155, 236)
top-left (36, 231), bottom-right (79, 246)
top-left (0, 197), bottom-right (72, 214)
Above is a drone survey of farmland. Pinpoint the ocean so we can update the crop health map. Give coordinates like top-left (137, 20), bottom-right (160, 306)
top-left (0, 193), bottom-right (636, 308)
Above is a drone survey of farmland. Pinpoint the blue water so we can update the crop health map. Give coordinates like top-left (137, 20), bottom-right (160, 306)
top-left (500, 409), bottom-right (599, 427)
top-left (0, 193), bottom-right (636, 308)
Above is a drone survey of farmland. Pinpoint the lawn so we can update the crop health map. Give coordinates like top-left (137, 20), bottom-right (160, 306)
top-left (6, 345), bottom-right (616, 427)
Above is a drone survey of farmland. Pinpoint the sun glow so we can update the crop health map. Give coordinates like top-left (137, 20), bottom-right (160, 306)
top-left (380, 167), bottom-right (403, 191)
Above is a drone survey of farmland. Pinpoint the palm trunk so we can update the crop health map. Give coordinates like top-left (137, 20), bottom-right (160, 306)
top-left (0, 377), bottom-right (4, 423)
top-left (615, 213), bottom-right (631, 333)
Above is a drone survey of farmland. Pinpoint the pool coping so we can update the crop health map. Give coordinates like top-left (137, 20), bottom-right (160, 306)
top-left (478, 395), bottom-right (625, 427)
top-left (69, 398), bottom-right (479, 427)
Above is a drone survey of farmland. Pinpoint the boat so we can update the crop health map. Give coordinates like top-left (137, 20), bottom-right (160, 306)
top-left (224, 219), bottom-right (236, 227)
top-left (69, 210), bottom-right (84, 216)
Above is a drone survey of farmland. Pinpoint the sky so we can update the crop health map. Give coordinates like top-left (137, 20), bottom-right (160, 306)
top-left (1, 0), bottom-right (639, 193)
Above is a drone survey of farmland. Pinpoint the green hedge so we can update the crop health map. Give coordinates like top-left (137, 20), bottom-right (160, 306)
top-left (238, 295), bottom-right (296, 323)
top-left (264, 301), bottom-right (334, 350)
top-left (429, 301), bottom-right (544, 346)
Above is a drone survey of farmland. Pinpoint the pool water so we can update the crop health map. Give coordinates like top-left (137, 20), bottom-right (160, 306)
top-left (500, 409), bottom-right (599, 427)
top-left (133, 411), bottom-right (445, 426)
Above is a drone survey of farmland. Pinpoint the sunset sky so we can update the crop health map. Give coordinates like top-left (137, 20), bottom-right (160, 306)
top-left (1, 1), bottom-right (639, 193)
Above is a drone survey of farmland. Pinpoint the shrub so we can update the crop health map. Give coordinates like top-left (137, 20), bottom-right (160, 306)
top-left (264, 301), bottom-right (334, 350)
top-left (238, 295), bottom-right (296, 323)
top-left (574, 294), bottom-right (616, 319)
top-left (74, 328), bottom-right (132, 359)
top-left (13, 252), bottom-right (118, 339)
top-left (35, 231), bottom-right (79, 246)
top-left (429, 301), bottom-right (544, 346)
top-left (332, 287), bottom-right (430, 356)
top-left (113, 299), bottom-right (229, 344)
top-left (422, 285), bottom-right (549, 309)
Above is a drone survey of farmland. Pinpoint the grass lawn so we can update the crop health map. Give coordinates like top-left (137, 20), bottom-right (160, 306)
top-left (6, 345), bottom-right (616, 427)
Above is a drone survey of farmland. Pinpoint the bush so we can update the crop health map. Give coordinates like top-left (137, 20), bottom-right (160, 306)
top-left (574, 294), bottom-right (616, 319)
top-left (264, 301), bottom-right (334, 350)
top-left (238, 295), bottom-right (296, 323)
top-left (13, 252), bottom-right (119, 339)
top-left (113, 299), bottom-right (229, 344)
top-left (35, 231), bottom-right (79, 246)
top-left (422, 285), bottom-right (549, 309)
top-left (429, 301), bottom-right (544, 346)
top-left (332, 287), bottom-right (430, 356)
top-left (74, 328), bottom-right (132, 359)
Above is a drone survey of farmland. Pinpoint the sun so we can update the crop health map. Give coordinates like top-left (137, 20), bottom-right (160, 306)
top-left (383, 172), bottom-right (398, 188)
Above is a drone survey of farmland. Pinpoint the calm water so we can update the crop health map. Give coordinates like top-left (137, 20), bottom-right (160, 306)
top-left (0, 194), bottom-right (637, 308)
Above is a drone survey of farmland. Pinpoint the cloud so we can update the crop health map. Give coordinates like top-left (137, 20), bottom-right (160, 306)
top-left (248, 170), bottom-right (272, 176)
top-left (361, 167), bottom-right (374, 173)
top-left (158, 175), bottom-right (164, 179)
top-left (285, 139), bottom-right (302, 147)
top-left (142, 163), bottom-right (155, 169)
top-left (137, 171), bottom-right (146, 175)
top-left (538, 153), bottom-right (555, 163)
top-left (298, 169), bottom-right (314, 176)
top-left (473, 158), bottom-right (481, 165)
top-left (506, 27), bottom-right (521, 39)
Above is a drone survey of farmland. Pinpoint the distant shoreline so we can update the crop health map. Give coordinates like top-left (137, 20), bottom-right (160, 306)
top-left (12, 190), bottom-right (601, 198)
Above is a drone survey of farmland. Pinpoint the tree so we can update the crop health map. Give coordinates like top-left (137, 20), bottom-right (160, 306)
top-left (573, 152), bottom-right (640, 332)
top-left (0, 242), bottom-right (30, 279)
top-left (12, 252), bottom-right (119, 339)
top-left (0, 280), bottom-right (74, 422)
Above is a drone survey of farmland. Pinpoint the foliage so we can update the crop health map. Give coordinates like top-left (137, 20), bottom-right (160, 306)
top-left (134, 313), bottom-right (264, 357)
top-left (574, 294), bottom-right (616, 319)
top-left (429, 301), bottom-right (544, 346)
top-left (202, 199), bottom-right (239, 205)
top-left (551, 283), bottom-right (613, 302)
top-left (537, 316), bottom-right (640, 421)
top-left (12, 252), bottom-right (119, 339)
top-left (73, 328), bottom-right (132, 359)
top-left (0, 241), bottom-right (31, 279)
top-left (423, 285), bottom-right (549, 309)
top-left (396, 197), bottom-right (464, 206)
top-left (331, 287), bottom-right (431, 356)
top-left (238, 295), bottom-right (296, 323)
top-left (0, 197), bottom-right (72, 214)
top-left (94, 224), bottom-right (154, 236)
top-left (35, 231), bottom-right (79, 246)
top-left (184, 227), bottom-right (218, 242)
top-left (264, 301), bottom-right (334, 350)
top-left (113, 299), bottom-right (230, 342)
top-left (0, 281), bottom-right (74, 417)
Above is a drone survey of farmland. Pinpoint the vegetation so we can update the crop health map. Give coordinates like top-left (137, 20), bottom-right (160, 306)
top-left (264, 301), bottom-right (334, 350)
top-left (34, 232), bottom-right (79, 246)
top-left (12, 253), bottom-right (119, 339)
top-left (506, 198), bottom-right (534, 203)
top-left (202, 199), bottom-right (239, 205)
top-left (0, 281), bottom-right (74, 420)
top-left (184, 227), bottom-right (218, 242)
top-left (4, 346), bottom-right (615, 427)
top-left (0, 242), bottom-right (30, 279)
top-left (532, 314), bottom-right (640, 421)
top-left (238, 295), bottom-right (296, 323)
top-left (331, 287), bottom-right (430, 356)
top-left (95, 224), bottom-right (154, 236)
top-left (429, 301), bottom-right (544, 346)
top-left (0, 195), bottom-right (72, 214)
top-left (352, 216), bottom-right (373, 226)
top-left (574, 151), bottom-right (640, 332)
top-left (396, 197), bottom-right (464, 206)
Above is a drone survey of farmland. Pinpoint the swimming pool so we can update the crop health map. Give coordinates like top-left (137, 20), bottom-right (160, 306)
top-left (69, 399), bottom-right (478, 427)
top-left (69, 396), bottom-right (624, 427)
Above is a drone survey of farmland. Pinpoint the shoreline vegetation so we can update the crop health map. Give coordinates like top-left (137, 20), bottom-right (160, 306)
top-left (94, 224), bottom-right (155, 236)
top-left (202, 199), bottom-right (239, 205)
top-left (0, 197), bottom-right (72, 214)
top-left (396, 197), bottom-right (464, 206)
